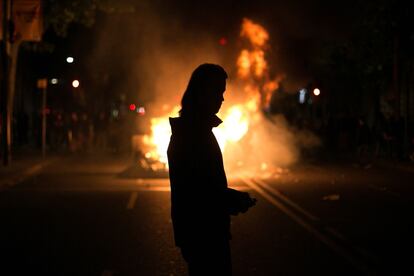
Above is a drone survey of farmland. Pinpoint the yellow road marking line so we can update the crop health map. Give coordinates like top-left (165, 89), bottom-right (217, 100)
top-left (239, 177), bottom-right (372, 274)
top-left (253, 178), bottom-right (320, 222)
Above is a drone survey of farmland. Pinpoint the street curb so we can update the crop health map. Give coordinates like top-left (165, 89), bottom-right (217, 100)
top-left (0, 158), bottom-right (58, 191)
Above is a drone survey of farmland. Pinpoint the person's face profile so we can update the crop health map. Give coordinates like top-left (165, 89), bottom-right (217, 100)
top-left (203, 77), bottom-right (226, 115)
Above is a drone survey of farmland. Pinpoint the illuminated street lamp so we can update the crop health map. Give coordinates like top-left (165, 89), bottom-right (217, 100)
top-left (66, 56), bottom-right (74, 63)
top-left (299, 88), bottom-right (307, 104)
top-left (37, 79), bottom-right (48, 158)
top-left (138, 107), bottom-right (146, 115)
top-left (50, 78), bottom-right (58, 84)
top-left (72, 80), bottom-right (80, 88)
top-left (313, 88), bottom-right (321, 96)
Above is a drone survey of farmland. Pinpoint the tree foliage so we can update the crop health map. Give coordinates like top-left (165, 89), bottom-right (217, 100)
top-left (43, 0), bottom-right (135, 36)
top-left (313, 0), bottom-right (412, 93)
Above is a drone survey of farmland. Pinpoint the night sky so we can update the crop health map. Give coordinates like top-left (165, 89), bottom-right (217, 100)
top-left (45, 0), bottom-right (360, 62)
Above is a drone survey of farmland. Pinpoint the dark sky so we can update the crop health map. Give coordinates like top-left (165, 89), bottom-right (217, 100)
top-left (142, 0), bottom-right (360, 85)
top-left (153, 0), bottom-right (358, 38)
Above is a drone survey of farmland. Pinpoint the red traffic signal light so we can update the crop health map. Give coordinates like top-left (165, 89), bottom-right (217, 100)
top-left (219, 37), bottom-right (227, 46)
top-left (129, 104), bottom-right (136, 111)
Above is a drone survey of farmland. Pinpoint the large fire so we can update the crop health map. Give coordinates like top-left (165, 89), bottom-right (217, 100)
top-left (142, 106), bottom-right (180, 166)
top-left (141, 18), bottom-right (282, 171)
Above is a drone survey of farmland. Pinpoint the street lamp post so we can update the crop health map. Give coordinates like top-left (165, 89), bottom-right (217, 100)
top-left (1, 0), bottom-right (11, 166)
top-left (37, 79), bottom-right (47, 158)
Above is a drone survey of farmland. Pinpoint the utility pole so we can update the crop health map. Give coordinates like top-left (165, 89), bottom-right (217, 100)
top-left (37, 79), bottom-right (47, 158)
top-left (1, 0), bottom-right (42, 165)
top-left (393, 34), bottom-right (400, 117)
top-left (1, 0), bottom-right (11, 166)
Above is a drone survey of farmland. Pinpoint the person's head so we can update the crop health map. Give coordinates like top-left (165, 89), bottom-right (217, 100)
top-left (179, 63), bottom-right (227, 118)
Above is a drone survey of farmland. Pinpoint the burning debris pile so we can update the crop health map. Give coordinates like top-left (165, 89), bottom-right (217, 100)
top-left (138, 18), bottom-right (317, 175)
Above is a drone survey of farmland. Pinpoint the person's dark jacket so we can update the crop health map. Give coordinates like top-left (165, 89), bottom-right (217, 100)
top-left (167, 115), bottom-right (230, 248)
top-left (167, 115), bottom-right (256, 248)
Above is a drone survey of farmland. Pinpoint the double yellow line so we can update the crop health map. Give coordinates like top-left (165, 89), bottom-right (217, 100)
top-left (239, 176), bottom-right (377, 274)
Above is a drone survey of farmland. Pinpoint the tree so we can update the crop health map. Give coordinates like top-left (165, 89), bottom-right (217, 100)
top-left (310, 0), bottom-right (413, 119)
top-left (43, 0), bottom-right (134, 36)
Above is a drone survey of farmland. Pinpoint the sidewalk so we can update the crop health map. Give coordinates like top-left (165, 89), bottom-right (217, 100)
top-left (373, 158), bottom-right (414, 173)
top-left (302, 150), bottom-right (414, 174)
top-left (0, 150), bottom-right (58, 191)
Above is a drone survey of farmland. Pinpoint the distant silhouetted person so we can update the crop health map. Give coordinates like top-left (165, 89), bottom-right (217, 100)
top-left (167, 63), bottom-right (256, 276)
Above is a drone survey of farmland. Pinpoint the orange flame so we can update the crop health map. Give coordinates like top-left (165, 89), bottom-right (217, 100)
top-left (240, 18), bottom-right (269, 48)
top-left (237, 18), bottom-right (285, 109)
top-left (237, 50), bottom-right (251, 78)
top-left (143, 106), bottom-right (180, 166)
top-left (143, 103), bottom-right (252, 167)
top-left (214, 105), bottom-right (250, 150)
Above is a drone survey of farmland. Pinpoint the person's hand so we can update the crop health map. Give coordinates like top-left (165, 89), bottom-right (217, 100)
top-left (238, 192), bottom-right (257, 213)
top-left (227, 188), bottom-right (257, 215)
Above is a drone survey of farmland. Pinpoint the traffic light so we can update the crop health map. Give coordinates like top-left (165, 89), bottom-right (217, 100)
top-left (129, 104), bottom-right (136, 111)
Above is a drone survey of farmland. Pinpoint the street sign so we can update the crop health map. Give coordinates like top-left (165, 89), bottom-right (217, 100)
top-left (0, 0), bottom-right (43, 42)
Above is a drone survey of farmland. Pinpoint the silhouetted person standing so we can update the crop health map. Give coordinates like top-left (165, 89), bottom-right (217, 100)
top-left (167, 63), bottom-right (256, 276)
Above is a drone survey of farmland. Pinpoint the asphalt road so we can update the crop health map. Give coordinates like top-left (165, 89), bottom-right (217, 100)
top-left (0, 154), bottom-right (413, 275)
